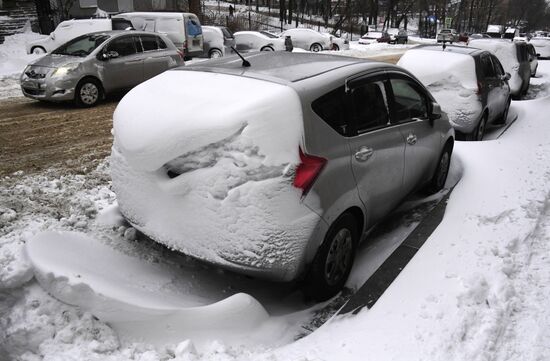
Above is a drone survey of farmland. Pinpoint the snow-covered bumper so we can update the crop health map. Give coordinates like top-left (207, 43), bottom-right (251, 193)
top-left (111, 146), bottom-right (324, 282)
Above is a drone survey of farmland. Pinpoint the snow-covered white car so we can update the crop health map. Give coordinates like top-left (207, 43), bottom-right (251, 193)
top-left (279, 28), bottom-right (331, 52)
top-left (398, 45), bottom-right (511, 140)
top-left (111, 52), bottom-right (454, 301)
top-left (322, 33), bottom-right (349, 50)
top-left (201, 26), bottom-right (235, 58)
top-left (530, 37), bottom-right (550, 59)
top-left (25, 18), bottom-right (134, 54)
top-left (234, 31), bottom-right (285, 52)
top-left (469, 38), bottom-right (531, 98)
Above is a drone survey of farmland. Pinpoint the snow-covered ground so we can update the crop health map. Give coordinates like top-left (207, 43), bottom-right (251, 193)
top-left (0, 30), bottom-right (44, 99)
top-left (2, 27), bottom-right (550, 360)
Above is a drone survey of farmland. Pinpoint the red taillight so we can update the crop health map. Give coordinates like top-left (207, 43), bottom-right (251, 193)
top-left (293, 148), bottom-right (327, 195)
top-left (476, 81), bottom-right (482, 95)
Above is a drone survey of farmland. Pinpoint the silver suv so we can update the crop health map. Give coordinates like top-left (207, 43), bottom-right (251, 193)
top-left (111, 53), bottom-right (454, 300)
top-left (20, 31), bottom-right (184, 106)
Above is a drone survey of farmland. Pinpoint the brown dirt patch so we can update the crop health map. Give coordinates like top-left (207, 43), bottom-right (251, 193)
top-left (0, 97), bottom-right (117, 176)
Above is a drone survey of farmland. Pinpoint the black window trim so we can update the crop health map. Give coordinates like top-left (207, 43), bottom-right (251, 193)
top-left (385, 72), bottom-right (432, 125)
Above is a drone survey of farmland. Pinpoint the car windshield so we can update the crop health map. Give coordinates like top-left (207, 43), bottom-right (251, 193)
top-left (52, 34), bottom-right (110, 57)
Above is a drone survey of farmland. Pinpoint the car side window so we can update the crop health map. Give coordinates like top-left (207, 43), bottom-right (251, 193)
top-left (107, 36), bottom-right (137, 57)
top-left (187, 19), bottom-right (202, 36)
top-left (481, 54), bottom-right (496, 78)
top-left (158, 37), bottom-right (167, 49)
top-left (491, 55), bottom-right (505, 76)
top-left (141, 35), bottom-right (158, 51)
top-left (349, 81), bottom-right (389, 134)
top-left (389, 78), bottom-right (428, 123)
top-left (312, 86), bottom-right (350, 136)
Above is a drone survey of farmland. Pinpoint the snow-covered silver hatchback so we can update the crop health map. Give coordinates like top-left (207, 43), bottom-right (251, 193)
top-left (111, 52), bottom-right (454, 300)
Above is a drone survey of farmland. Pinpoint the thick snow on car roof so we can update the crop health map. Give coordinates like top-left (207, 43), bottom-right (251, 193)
top-left (398, 46), bottom-right (478, 89)
top-left (178, 52), bottom-right (366, 83)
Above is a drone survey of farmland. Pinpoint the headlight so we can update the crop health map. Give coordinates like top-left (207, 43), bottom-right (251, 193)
top-left (51, 63), bottom-right (79, 78)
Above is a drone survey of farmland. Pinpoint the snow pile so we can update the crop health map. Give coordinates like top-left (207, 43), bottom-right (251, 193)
top-left (398, 48), bottom-right (481, 131)
top-left (112, 70), bottom-right (320, 280)
top-left (344, 41), bottom-right (413, 58)
top-left (0, 30), bottom-right (44, 99)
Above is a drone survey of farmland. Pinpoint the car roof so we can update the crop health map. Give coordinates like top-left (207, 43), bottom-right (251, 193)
top-left (83, 30), bottom-right (164, 37)
top-left (411, 44), bottom-right (486, 56)
top-left (177, 52), bottom-right (392, 84)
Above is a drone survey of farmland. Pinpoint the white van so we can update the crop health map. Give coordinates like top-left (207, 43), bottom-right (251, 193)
top-left (113, 12), bottom-right (204, 58)
top-left (26, 18), bottom-right (134, 54)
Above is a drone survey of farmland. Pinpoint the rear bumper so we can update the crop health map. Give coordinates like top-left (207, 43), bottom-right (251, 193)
top-left (110, 146), bottom-right (325, 282)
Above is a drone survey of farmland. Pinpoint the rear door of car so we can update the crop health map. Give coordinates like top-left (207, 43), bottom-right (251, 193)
top-left (345, 73), bottom-right (406, 225)
top-left (479, 53), bottom-right (505, 122)
top-left (101, 35), bottom-right (144, 92)
top-left (490, 54), bottom-right (510, 112)
top-left (140, 34), bottom-right (176, 81)
top-left (385, 73), bottom-right (441, 195)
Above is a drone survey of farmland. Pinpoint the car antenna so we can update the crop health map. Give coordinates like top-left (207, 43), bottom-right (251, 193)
top-left (231, 47), bottom-right (251, 67)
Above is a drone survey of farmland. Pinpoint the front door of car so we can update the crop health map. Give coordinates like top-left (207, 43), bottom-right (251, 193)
top-left (100, 35), bottom-right (143, 92)
top-left (346, 75), bottom-right (405, 226)
top-left (386, 75), bottom-right (441, 195)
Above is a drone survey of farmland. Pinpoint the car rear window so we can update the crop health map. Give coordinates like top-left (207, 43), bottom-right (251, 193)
top-left (141, 35), bottom-right (158, 51)
top-left (312, 86), bottom-right (349, 136)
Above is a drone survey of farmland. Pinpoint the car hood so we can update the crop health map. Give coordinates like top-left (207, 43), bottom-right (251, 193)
top-left (30, 54), bottom-right (85, 68)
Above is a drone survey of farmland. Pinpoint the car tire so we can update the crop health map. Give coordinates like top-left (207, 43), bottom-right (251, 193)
top-left (332, 44), bottom-right (340, 51)
top-left (468, 113), bottom-right (488, 141)
top-left (209, 48), bottom-right (223, 58)
top-left (426, 144), bottom-right (452, 194)
top-left (495, 97), bottom-right (511, 125)
top-left (260, 46), bottom-right (274, 51)
top-left (75, 78), bottom-right (102, 107)
top-left (310, 43), bottom-right (323, 52)
top-left (305, 213), bottom-right (358, 301)
top-left (31, 46), bottom-right (46, 54)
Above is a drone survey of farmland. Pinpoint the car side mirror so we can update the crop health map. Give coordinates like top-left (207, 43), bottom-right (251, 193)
top-left (536, 53), bottom-right (541, 57)
top-left (101, 50), bottom-right (119, 60)
top-left (429, 102), bottom-right (443, 125)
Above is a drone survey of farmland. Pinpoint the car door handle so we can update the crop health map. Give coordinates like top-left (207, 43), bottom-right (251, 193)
top-left (406, 133), bottom-right (417, 145)
top-left (354, 146), bottom-right (374, 162)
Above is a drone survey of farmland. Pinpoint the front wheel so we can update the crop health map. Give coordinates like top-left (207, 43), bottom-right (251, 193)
top-left (260, 46), bottom-right (274, 51)
top-left (310, 43), bottom-right (323, 52)
top-left (305, 213), bottom-right (358, 301)
top-left (75, 78), bottom-right (102, 107)
top-left (209, 48), bottom-right (223, 58)
top-left (332, 44), bottom-right (339, 51)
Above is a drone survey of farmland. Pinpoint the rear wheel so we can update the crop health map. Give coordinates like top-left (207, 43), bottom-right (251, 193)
top-left (426, 144), bottom-right (452, 194)
top-left (467, 113), bottom-right (487, 141)
top-left (332, 44), bottom-right (340, 51)
top-left (209, 48), bottom-right (223, 58)
top-left (495, 97), bottom-right (511, 125)
top-left (310, 43), bottom-right (323, 52)
top-left (75, 78), bottom-right (102, 107)
top-left (305, 213), bottom-right (358, 301)
top-left (260, 45), bottom-right (274, 51)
